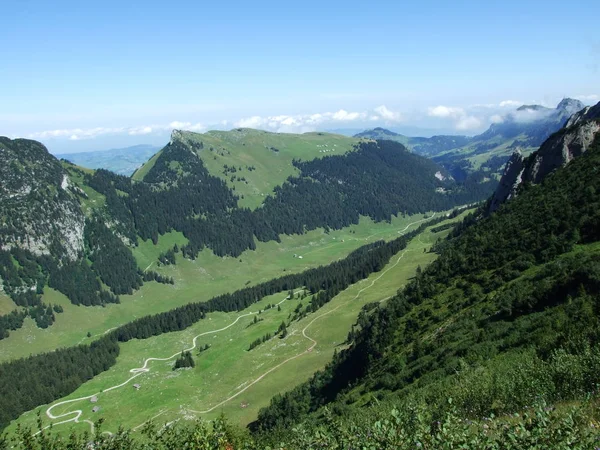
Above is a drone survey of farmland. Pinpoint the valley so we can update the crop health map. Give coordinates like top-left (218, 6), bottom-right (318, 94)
top-left (0, 210), bottom-right (442, 361)
top-left (8, 211), bottom-right (464, 435)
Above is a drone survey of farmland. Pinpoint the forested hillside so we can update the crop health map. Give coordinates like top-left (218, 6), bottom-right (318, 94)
top-left (0, 139), bottom-right (169, 339)
top-left (249, 130), bottom-right (600, 445)
top-left (3, 131), bottom-right (599, 448)
top-left (89, 134), bottom-right (494, 257)
top-left (8, 125), bottom-right (593, 447)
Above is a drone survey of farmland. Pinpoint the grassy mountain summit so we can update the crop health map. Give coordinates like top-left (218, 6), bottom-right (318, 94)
top-left (133, 128), bottom-right (360, 209)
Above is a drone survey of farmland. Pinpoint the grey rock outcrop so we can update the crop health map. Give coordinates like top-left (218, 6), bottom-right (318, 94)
top-left (0, 137), bottom-right (85, 260)
top-left (489, 101), bottom-right (600, 213)
top-left (488, 149), bottom-right (525, 212)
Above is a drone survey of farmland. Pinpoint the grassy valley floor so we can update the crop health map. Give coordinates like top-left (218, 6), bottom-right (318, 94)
top-left (7, 214), bottom-right (465, 437)
top-left (0, 211), bottom-right (448, 362)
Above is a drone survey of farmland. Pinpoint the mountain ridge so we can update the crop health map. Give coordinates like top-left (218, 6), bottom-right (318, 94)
top-left (489, 100), bottom-right (600, 212)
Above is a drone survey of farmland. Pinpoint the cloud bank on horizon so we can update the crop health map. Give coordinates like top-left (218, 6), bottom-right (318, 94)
top-left (21, 95), bottom-right (599, 148)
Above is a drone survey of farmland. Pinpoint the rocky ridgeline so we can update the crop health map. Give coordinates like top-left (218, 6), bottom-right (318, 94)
top-left (0, 137), bottom-right (85, 261)
top-left (489, 101), bottom-right (600, 212)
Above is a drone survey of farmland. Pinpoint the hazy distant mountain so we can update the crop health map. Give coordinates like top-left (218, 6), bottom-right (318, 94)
top-left (473, 98), bottom-right (584, 146)
top-left (356, 99), bottom-right (586, 181)
top-left (354, 128), bottom-right (472, 157)
top-left (489, 100), bottom-right (600, 212)
top-left (56, 144), bottom-right (160, 175)
top-left (431, 98), bottom-right (585, 179)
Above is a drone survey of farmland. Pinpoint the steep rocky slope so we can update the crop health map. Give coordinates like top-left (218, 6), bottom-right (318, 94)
top-left (0, 137), bottom-right (85, 261)
top-left (489, 100), bottom-right (600, 212)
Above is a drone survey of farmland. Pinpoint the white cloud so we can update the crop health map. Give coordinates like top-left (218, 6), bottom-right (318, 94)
top-left (235, 116), bottom-right (265, 128)
top-left (456, 116), bottom-right (482, 130)
top-left (374, 105), bottom-right (402, 122)
top-left (26, 106), bottom-right (404, 141)
top-left (232, 106), bottom-right (394, 133)
top-left (168, 121), bottom-right (205, 132)
top-left (499, 100), bottom-right (523, 108)
top-left (428, 105), bottom-right (486, 131)
top-left (28, 121), bottom-right (206, 141)
top-left (427, 105), bottom-right (465, 119)
top-left (332, 109), bottom-right (363, 121)
top-left (575, 94), bottom-right (599, 104)
top-left (28, 127), bottom-right (126, 140)
top-left (128, 126), bottom-right (153, 135)
top-left (490, 114), bottom-right (504, 124)
top-left (510, 108), bottom-right (553, 123)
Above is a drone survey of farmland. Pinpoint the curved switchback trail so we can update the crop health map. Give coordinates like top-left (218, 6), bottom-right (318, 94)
top-left (186, 214), bottom-right (435, 413)
top-left (35, 213), bottom-right (434, 435)
top-left (35, 291), bottom-right (301, 436)
top-left (187, 245), bottom-right (415, 415)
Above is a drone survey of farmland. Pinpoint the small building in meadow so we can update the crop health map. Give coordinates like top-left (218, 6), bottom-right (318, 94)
top-left (133, 383), bottom-right (141, 390)
top-left (92, 406), bottom-right (101, 413)
top-left (90, 395), bottom-right (98, 403)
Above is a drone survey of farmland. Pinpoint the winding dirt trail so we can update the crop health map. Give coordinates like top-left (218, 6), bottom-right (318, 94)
top-left (36, 292), bottom-right (299, 436)
top-left (36, 213), bottom-right (434, 435)
top-left (187, 214), bottom-right (434, 414)
top-left (189, 248), bottom-right (412, 414)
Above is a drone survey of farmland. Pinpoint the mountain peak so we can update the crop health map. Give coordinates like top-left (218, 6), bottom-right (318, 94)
top-left (170, 129), bottom-right (189, 143)
top-left (516, 104), bottom-right (549, 112)
top-left (556, 98), bottom-right (585, 114)
top-left (372, 127), bottom-right (399, 135)
top-left (489, 100), bottom-right (600, 213)
top-left (354, 127), bottom-right (402, 139)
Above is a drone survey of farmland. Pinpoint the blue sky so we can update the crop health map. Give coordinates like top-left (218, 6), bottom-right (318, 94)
top-left (1, 0), bottom-right (598, 152)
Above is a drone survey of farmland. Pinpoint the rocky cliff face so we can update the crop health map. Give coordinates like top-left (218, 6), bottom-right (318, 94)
top-left (489, 101), bottom-right (600, 213)
top-left (487, 149), bottom-right (525, 213)
top-left (476, 98), bottom-right (585, 145)
top-left (0, 137), bottom-right (85, 260)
